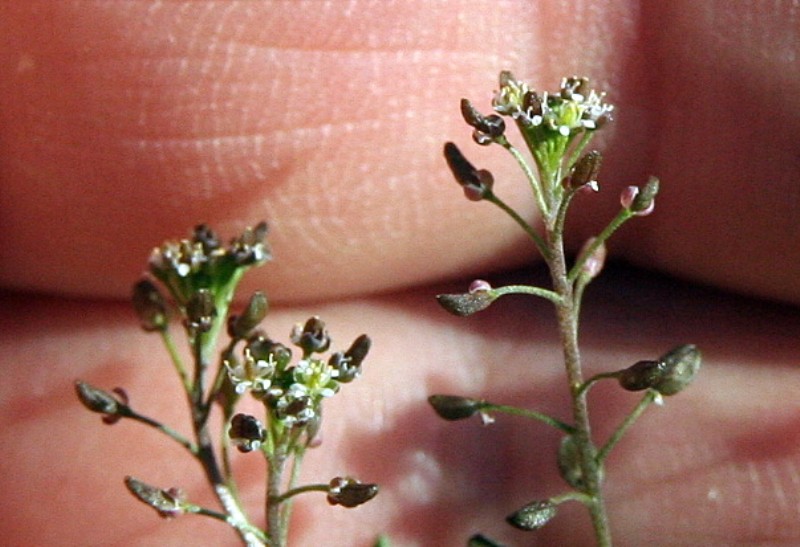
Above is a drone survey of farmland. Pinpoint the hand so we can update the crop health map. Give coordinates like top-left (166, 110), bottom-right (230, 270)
top-left (1, 2), bottom-right (798, 545)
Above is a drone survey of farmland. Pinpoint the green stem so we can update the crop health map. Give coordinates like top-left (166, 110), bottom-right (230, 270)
top-left (481, 402), bottom-right (576, 434)
top-left (576, 371), bottom-right (621, 399)
top-left (597, 390), bottom-right (658, 464)
top-left (484, 191), bottom-right (550, 261)
top-left (266, 450), bottom-right (287, 547)
top-left (120, 407), bottom-right (197, 454)
top-left (499, 137), bottom-right (550, 219)
top-left (568, 209), bottom-right (633, 283)
top-left (273, 482), bottom-right (328, 505)
top-left (491, 284), bottom-right (562, 305)
top-left (548, 227), bottom-right (612, 546)
top-left (160, 328), bottom-right (191, 393)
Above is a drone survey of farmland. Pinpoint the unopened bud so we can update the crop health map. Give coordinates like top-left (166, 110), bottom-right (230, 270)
top-left (622, 177), bottom-right (659, 215)
top-left (132, 279), bottom-right (168, 332)
top-left (506, 500), bottom-right (557, 531)
top-left (326, 477), bottom-right (379, 508)
top-left (428, 394), bottom-right (483, 421)
top-left (290, 316), bottom-right (331, 354)
top-left (229, 413), bottom-right (266, 453)
top-left (577, 238), bottom-right (606, 280)
top-left (570, 150), bottom-right (603, 190)
top-left (185, 289), bottom-right (217, 333)
top-left (329, 334), bottom-right (371, 383)
top-left (228, 291), bottom-right (268, 339)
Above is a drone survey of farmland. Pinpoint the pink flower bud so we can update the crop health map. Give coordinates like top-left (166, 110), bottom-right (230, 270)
top-left (578, 238), bottom-right (606, 279)
top-left (620, 185), bottom-right (639, 209)
top-left (469, 279), bottom-right (492, 293)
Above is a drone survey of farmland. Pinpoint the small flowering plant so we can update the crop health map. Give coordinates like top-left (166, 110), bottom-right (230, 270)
top-left (431, 73), bottom-right (701, 546)
top-left (75, 223), bottom-right (377, 546)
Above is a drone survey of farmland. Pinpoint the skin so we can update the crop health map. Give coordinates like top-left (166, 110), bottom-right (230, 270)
top-left (1, 1), bottom-right (799, 545)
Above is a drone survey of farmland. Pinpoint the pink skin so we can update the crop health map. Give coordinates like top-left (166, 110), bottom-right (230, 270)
top-left (1, 2), bottom-right (799, 545)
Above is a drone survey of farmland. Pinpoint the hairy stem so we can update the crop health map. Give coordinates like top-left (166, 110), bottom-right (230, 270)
top-left (548, 228), bottom-right (612, 546)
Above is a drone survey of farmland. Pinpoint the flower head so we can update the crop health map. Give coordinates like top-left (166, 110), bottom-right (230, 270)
top-left (148, 223), bottom-right (271, 307)
top-left (493, 73), bottom-right (613, 135)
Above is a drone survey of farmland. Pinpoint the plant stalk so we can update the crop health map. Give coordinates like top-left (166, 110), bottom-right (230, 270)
top-left (548, 229), bottom-right (612, 546)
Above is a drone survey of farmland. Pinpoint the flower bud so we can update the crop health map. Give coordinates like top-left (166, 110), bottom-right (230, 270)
top-left (326, 477), bottom-right (379, 508)
top-left (621, 177), bottom-right (659, 215)
top-left (132, 279), bottom-right (168, 332)
top-left (290, 316), bottom-right (331, 354)
top-left (428, 394), bottom-right (483, 421)
top-left (185, 289), bottom-right (217, 333)
top-left (192, 224), bottom-right (221, 253)
top-left (228, 291), bottom-right (268, 339)
top-left (229, 413), bottom-right (266, 453)
top-left (570, 150), bottom-right (603, 190)
top-left (577, 238), bottom-right (606, 280)
top-left (329, 334), bottom-right (371, 383)
top-left (229, 221), bottom-right (271, 266)
top-left (506, 500), bottom-right (557, 531)
top-left (557, 434), bottom-right (584, 489)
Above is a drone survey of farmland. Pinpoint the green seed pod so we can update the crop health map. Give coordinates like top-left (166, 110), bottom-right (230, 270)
top-left (506, 500), bottom-right (557, 531)
top-left (468, 534), bottom-right (506, 547)
top-left (228, 291), bottom-right (268, 339)
top-left (436, 290), bottom-right (496, 316)
top-left (75, 380), bottom-right (122, 416)
top-left (428, 394), bottom-right (483, 421)
top-left (617, 360), bottom-right (666, 392)
top-left (617, 344), bottom-right (701, 396)
top-left (655, 344), bottom-right (702, 395)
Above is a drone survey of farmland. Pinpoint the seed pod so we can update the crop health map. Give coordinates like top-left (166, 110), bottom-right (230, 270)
top-left (468, 534), bottom-right (506, 547)
top-left (75, 381), bottom-right (123, 416)
top-left (228, 291), bottom-right (268, 339)
top-left (617, 360), bottom-right (666, 392)
top-left (617, 344), bottom-right (701, 396)
top-left (654, 344), bottom-right (702, 396)
top-left (326, 477), bottom-right (379, 508)
top-left (436, 290), bottom-right (496, 316)
top-left (124, 476), bottom-right (185, 519)
top-left (428, 394), bottom-right (483, 421)
top-left (506, 500), bottom-right (557, 531)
